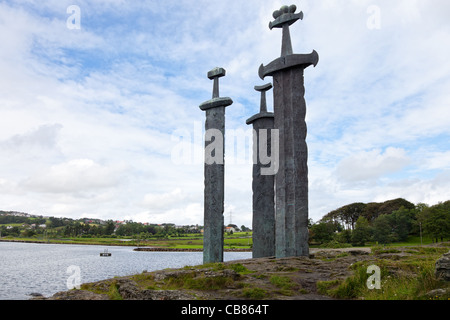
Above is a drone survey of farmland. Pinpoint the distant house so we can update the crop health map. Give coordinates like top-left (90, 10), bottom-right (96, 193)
top-left (225, 226), bottom-right (235, 233)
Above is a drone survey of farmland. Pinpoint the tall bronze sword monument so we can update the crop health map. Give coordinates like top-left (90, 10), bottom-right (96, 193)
top-left (258, 4), bottom-right (319, 258)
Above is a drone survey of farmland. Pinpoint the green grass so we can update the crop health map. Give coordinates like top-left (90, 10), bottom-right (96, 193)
top-left (130, 262), bottom-right (253, 293)
top-left (81, 280), bottom-right (123, 300)
top-left (317, 244), bottom-right (450, 300)
top-left (1, 233), bottom-right (253, 250)
top-left (310, 235), bottom-right (437, 250)
top-left (269, 275), bottom-right (298, 296)
top-left (242, 287), bottom-right (268, 299)
top-left (5, 233), bottom-right (438, 251)
top-left (228, 263), bottom-right (255, 275)
top-left (381, 236), bottom-right (435, 247)
top-left (131, 270), bottom-right (236, 292)
top-left (107, 281), bottom-right (123, 300)
top-left (166, 272), bottom-right (235, 291)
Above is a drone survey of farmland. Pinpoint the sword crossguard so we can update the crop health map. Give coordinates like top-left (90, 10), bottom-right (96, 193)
top-left (199, 67), bottom-right (233, 111)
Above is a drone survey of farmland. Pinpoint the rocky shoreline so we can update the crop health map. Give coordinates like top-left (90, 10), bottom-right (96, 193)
top-left (33, 248), bottom-right (372, 300)
top-left (31, 244), bottom-right (450, 300)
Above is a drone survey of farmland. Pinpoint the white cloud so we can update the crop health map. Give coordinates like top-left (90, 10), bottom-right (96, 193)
top-left (21, 159), bottom-right (127, 194)
top-left (336, 147), bottom-right (410, 183)
top-left (142, 188), bottom-right (189, 210)
top-left (0, 0), bottom-right (449, 227)
top-left (0, 124), bottom-right (63, 151)
top-left (419, 150), bottom-right (450, 171)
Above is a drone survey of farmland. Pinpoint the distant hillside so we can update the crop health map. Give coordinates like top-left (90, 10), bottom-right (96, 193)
top-left (312, 198), bottom-right (449, 246)
top-left (320, 198), bottom-right (416, 230)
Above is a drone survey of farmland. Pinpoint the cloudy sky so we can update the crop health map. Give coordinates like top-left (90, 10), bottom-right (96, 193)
top-left (0, 0), bottom-right (449, 227)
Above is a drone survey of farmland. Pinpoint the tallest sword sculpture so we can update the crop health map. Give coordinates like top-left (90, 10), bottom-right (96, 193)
top-left (259, 4), bottom-right (319, 258)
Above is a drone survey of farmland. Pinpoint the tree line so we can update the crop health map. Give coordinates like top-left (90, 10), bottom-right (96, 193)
top-left (0, 214), bottom-right (201, 239)
top-left (310, 198), bottom-right (450, 246)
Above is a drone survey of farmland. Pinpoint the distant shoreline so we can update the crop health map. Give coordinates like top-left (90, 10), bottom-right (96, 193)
top-left (133, 247), bottom-right (251, 252)
top-left (0, 238), bottom-right (252, 252)
top-left (0, 238), bottom-right (126, 246)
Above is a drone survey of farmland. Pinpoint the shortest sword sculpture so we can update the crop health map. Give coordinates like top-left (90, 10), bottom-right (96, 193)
top-left (246, 83), bottom-right (276, 258)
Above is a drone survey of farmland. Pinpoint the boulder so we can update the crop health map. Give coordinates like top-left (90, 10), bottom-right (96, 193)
top-left (48, 290), bottom-right (109, 300)
top-left (116, 279), bottom-right (142, 300)
top-left (424, 288), bottom-right (450, 299)
top-left (435, 251), bottom-right (450, 281)
top-left (114, 278), bottom-right (195, 300)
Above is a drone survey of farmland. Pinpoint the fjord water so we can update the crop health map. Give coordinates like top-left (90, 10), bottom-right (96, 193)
top-left (0, 242), bottom-right (251, 300)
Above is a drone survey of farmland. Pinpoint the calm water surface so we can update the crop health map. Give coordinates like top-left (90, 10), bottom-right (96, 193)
top-left (0, 242), bottom-right (251, 300)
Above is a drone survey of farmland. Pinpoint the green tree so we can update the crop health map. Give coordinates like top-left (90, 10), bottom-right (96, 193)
top-left (323, 202), bottom-right (366, 230)
top-left (362, 198), bottom-right (415, 222)
top-left (310, 221), bottom-right (338, 244)
top-left (47, 217), bottom-right (65, 228)
top-left (389, 207), bottom-right (415, 241)
top-left (104, 220), bottom-right (116, 235)
top-left (421, 201), bottom-right (450, 242)
top-left (9, 226), bottom-right (20, 237)
top-left (372, 214), bottom-right (393, 244)
top-left (334, 229), bottom-right (352, 244)
top-left (351, 216), bottom-right (372, 246)
top-left (21, 229), bottom-right (36, 237)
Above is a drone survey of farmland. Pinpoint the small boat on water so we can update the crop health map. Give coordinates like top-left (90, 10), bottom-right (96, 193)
top-left (100, 249), bottom-right (111, 257)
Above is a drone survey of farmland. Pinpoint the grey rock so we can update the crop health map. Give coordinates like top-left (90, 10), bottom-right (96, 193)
top-left (153, 270), bottom-right (197, 281)
top-left (114, 278), bottom-right (195, 300)
top-left (29, 292), bottom-right (44, 297)
top-left (203, 269), bottom-right (240, 281)
top-left (423, 287), bottom-right (450, 299)
top-left (140, 290), bottom-right (195, 300)
top-left (349, 250), bottom-right (369, 256)
top-left (116, 279), bottom-right (142, 300)
top-left (48, 290), bottom-right (109, 300)
top-left (435, 250), bottom-right (450, 281)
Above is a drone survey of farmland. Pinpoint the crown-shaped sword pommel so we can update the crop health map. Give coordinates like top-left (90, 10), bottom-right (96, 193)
top-left (269, 5), bottom-right (303, 30)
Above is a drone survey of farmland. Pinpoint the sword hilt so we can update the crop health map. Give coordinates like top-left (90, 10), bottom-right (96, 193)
top-left (269, 4), bottom-right (304, 57)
